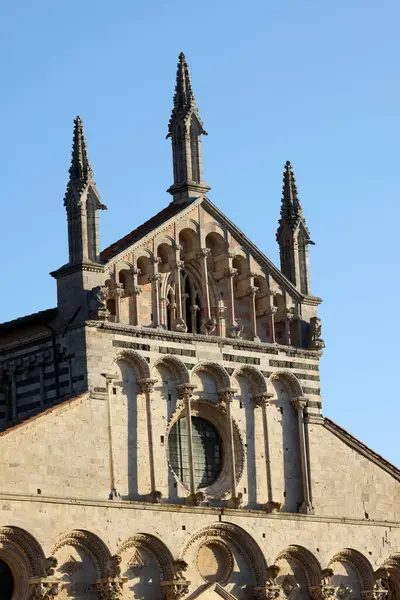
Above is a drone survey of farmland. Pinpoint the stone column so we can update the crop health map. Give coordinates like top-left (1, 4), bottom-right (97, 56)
top-left (225, 266), bottom-right (238, 336)
top-left (291, 398), bottom-right (314, 514)
top-left (178, 384), bottom-right (197, 503)
top-left (112, 283), bottom-right (124, 323)
top-left (284, 308), bottom-right (297, 346)
top-left (198, 248), bottom-right (212, 319)
top-left (131, 268), bottom-right (142, 326)
top-left (255, 393), bottom-right (281, 513)
top-left (247, 285), bottom-right (259, 341)
top-left (220, 388), bottom-right (241, 507)
top-left (139, 378), bottom-right (161, 503)
top-left (160, 297), bottom-right (168, 328)
top-left (173, 257), bottom-right (186, 331)
top-left (150, 257), bottom-right (162, 328)
top-left (190, 304), bottom-right (200, 334)
top-left (102, 373), bottom-right (120, 500)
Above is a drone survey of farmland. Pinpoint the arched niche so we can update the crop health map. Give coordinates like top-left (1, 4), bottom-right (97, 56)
top-left (152, 356), bottom-right (189, 415)
top-left (179, 227), bottom-right (199, 258)
top-left (275, 545), bottom-right (321, 596)
top-left (191, 361), bottom-right (231, 402)
top-left (52, 530), bottom-right (111, 600)
top-left (111, 351), bottom-right (151, 499)
top-left (328, 549), bottom-right (375, 594)
top-left (0, 526), bottom-right (46, 600)
top-left (157, 242), bottom-right (174, 273)
top-left (179, 523), bottom-right (267, 599)
top-left (118, 534), bottom-right (174, 600)
top-left (267, 372), bottom-right (303, 512)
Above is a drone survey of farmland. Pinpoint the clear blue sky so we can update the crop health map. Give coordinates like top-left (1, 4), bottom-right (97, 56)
top-left (1, 1), bottom-right (399, 465)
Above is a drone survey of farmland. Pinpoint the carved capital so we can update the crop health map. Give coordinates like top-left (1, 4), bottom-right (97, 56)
top-left (219, 388), bottom-right (237, 404)
top-left (299, 501), bottom-right (315, 515)
top-left (177, 383), bottom-right (196, 400)
top-left (161, 579), bottom-right (191, 600)
top-left (96, 577), bottom-right (128, 600)
top-left (268, 289), bottom-right (278, 297)
top-left (247, 285), bottom-right (259, 297)
top-left (198, 247), bottom-right (211, 258)
top-left (309, 586), bottom-right (336, 600)
top-left (227, 251), bottom-right (236, 259)
top-left (138, 378), bottom-right (157, 395)
top-left (151, 256), bottom-right (162, 265)
top-left (291, 397), bottom-right (307, 412)
top-left (175, 260), bottom-right (185, 270)
top-left (149, 273), bottom-right (162, 283)
top-left (29, 579), bottom-right (60, 600)
top-left (225, 267), bottom-right (238, 278)
top-left (254, 393), bottom-right (273, 407)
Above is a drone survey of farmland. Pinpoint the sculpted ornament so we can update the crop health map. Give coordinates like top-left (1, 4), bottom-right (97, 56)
top-left (227, 322), bottom-right (243, 339)
top-left (89, 285), bottom-right (110, 320)
top-left (97, 555), bottom-right (128, 600)
top-left (200, 317), bottom-right (217, 335)
top-left (254, 565), bottom-right (283, 600)
top-left (161, 560), bottom-right (190, 600)
top-left (30, 581), bottom-right (59, 600)
top-left (308, 316), bottom-right (325, 350)
top-left (173, 318), bottom-right (188, 333)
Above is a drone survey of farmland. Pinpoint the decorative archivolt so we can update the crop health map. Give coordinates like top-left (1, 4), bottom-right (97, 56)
top-left (328, 548), bottom-right (375, 590)
top-left (152, 355), bottom-right (190, 385)
top-left (117, 533), bottom-right (175, 581)
top-left (267, 370), bottom-right (303, 399)
top-left (52, 530), bottom-right (111, 579)
top-left (179, 522), bottom-right (267, 586)
top-left (191, 361), bottom-right (231, 392)
top-left (231, 365), bottom-right (267, 397)
top-left (0, 526), bottom-right (46, 577)
top-left (113, 350), bottom-right (151, 380)
top-left (275, 545), bottom-right (321, 587)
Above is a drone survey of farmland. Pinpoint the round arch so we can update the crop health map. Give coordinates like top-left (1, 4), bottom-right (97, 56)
top-left (232, 366), bottom-right (267, 397)
top-left (52, 530), bottom-right (112, 579)
top-left (179, 522), bottom-right (267, 586)
top-left (152, 356), bottom-right (190, 385)
top-left (267, 370), bottom-right (303, 398)
top-left (191, 361), bottom-right (231, 392)
top-left (328, 548), bottom-right (375, 590)
top-left (118, 533), bottom-right (175, 581)
top-left (275, 545), bottom-right (321, 586)
top-left (113, 350), bottom-right (151, 380)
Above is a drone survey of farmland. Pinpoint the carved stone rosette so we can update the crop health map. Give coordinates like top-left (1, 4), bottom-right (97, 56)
top-left (96, 577), bottom-right (128, 600)
top-left (361, 591), bottom-right (389, 600)
top-left (161, 578), bottom-right (190, 600)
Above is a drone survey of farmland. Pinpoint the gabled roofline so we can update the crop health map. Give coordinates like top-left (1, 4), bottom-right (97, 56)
top-left (202, 197), bottom-right (322, 304)
top-left (0, 392), bottom-right (89, 439)
top-left (323, 417), bottom-right (400, 482)
top-left (0, 307), bottom-right (58, 333)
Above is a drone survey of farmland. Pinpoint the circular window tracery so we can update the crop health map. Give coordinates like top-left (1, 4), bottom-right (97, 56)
top-left (168, 417), bottom-right (222, 488)
top-left (0, 559), bottom-right (14, 600)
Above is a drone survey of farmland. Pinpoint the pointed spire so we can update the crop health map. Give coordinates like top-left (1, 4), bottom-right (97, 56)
top-left (167, 53), bottom-right (210, 203)
top-left (279, 161), bottom-right (304, 229)
top-left (167, 53), bottom-right (206, 137)
top-left (276, 161), bottom-right (313, 294)
top-left (68, 116), bottom-right (93, 184)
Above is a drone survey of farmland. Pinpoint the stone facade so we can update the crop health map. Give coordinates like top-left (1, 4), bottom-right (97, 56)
top-left (0, 53), bottom-right (399, 599)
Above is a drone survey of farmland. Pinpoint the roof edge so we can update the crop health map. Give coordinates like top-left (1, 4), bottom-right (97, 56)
top-left (323, 417), bottom-right (400, 481)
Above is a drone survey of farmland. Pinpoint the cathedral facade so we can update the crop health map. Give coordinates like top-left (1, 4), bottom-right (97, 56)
top-left (0, 53), bottom-right (399, 600)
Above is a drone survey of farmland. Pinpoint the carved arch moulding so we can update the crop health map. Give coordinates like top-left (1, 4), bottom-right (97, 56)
top-left (52, 529), bottom-right (112, 579)
top-left (275, 545), bottom-right (321, 587)
top-left (231, 365), bottom-right (267, 397)
top-left (117, 533), bottom-right (175, 582)
top-left (152, 355), bottom-right (190, 385)
top-left (179, 522), bottom-right (267, 587)
top-left (112, 349), bottom-right (151, 380)
top-left (190, 361), bottom-right (231, 392)
top-left (328, 548), bottom-right (375, 591)
top-left (267, 370), bottom-right (303, 399)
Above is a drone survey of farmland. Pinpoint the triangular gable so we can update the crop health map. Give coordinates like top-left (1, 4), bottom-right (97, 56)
top-left (99, 195), bottom-right (322, 304)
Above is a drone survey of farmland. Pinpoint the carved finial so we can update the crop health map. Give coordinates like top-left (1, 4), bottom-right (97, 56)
top-left (279, 161), bottom-right (305, 231)
top-left (67, 116), bottom-right (94, 189)
top-left (168, 53), bottom-right (205, 137)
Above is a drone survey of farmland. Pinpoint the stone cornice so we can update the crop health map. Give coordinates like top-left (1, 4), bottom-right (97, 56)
top-left (50, 261), bottom-right (105, 279)
top-left (323, 417), bottom-right (400, 482)
top-left (90, 321), bottom-right (322, 360)
top-left (0, 492), bottom-right (398, 528)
